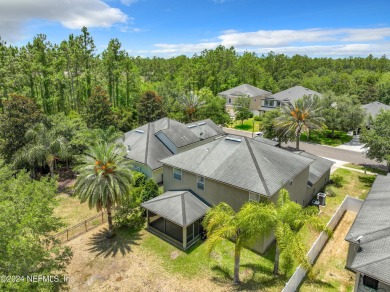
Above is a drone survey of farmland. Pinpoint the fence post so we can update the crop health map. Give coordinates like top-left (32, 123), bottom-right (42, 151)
top-left (66, 229), bottom-right (69, 241)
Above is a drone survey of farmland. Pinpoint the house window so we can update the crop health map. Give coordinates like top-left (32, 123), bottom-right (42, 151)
top-left (249, 192), bottom-right (260, 202)
top-left (363, 275), bottom-right (378, 290)
top-left (290, 180), bottom-right (293, 185)
top-left (173, 168), bottom-right (182, 180)
top-left (197, 175), bottom-right (205, 190)
top-left (228, 98), bottom-right (232, 104)
top-left (276, 101), bottom-right (281, 106)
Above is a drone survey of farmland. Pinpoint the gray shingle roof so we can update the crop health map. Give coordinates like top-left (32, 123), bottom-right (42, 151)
top-left (160, 136), bottom-right (313, 196)
top-left (362, 101), bottom-right (390, 118)
top-left (268, 86), bottom-right (322, 103)
top-left (157, 119), bottom-right (224, 148)
top-left (294, 152), bottom-right (334, 186)
top-left (123, 118), bottom-right (182, 170)
top-left (218, 84), bottom-right (271, 97)
top-left (345, 174), bottom-right (390, 285)
top-left (252, 136), bottom-right (279, 147)
top-left (141, 191), bottom-right (210, 227)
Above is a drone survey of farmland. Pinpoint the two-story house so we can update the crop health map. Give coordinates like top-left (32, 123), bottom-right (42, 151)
top-left (218, 84), bottom-right (272, 117)
top-left (142, 135), bottom-right (333, 252)
top-left (260, 86), bottom-right (322, 113)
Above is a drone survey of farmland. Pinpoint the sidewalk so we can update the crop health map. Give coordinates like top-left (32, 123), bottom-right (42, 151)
top-left (335, 135), bottom-right (367, 153)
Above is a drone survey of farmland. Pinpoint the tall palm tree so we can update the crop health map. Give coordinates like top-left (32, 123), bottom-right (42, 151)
top-left (272, 189), bottom-right (330, 275)
top-left (14, 123), bottom-right (71, 178)
top-left (177, 91), bottom-right (205, 122)
top-left (203, 202), bottom-right (276, 284)
top-left (74, 142), bottom-right (133, 238)
top-left (276, 95), bottom-right (325, 150)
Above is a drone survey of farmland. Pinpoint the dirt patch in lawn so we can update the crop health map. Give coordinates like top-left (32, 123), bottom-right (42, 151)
top-left (64, 226), bottom-right (233, 292)
top-left (300, 211), bottom-right (356, 291)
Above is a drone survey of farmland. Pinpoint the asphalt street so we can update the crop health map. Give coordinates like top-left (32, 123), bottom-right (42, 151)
top-left (222, 127), bottom-right (386, 168)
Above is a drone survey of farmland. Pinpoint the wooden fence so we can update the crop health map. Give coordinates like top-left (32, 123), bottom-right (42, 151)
top-left (54, 210), bottom-right (116, 244)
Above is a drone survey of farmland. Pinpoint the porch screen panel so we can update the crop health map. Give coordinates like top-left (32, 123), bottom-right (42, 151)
top-left (165, 220), bottom-right (183, 243)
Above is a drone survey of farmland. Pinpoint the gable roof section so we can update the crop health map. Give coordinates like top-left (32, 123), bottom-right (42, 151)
top-left (362, 101), bottom-right (390, 118)
top-left (269, 86), bottom-right (322, 103)
top-left (123, 118), bottom-right (182, 170)
top-left (141, 190), bottom-right (210, 227)
top-left (157, 119), bottom-right (224, 148)
top-left (295, 152), bottom-right (334, 186)
top-left (252, 136), bottom-right (279, 147)
top-left (218, 84), bottom-right (271, 97)
top-left (160, 136), bottom-right (313, 196)
top-left (345, 174), bottom-right (390, 285)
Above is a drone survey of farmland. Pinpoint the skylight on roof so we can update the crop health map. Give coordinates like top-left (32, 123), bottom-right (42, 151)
top-left (198, 122), bottom-right (206, 126)
top-left (135, 130), bottom-right (144, 134)
top-left (187, 125), bottom-right (196, 128)
top-left (225, 137), bottom-right (242, 142)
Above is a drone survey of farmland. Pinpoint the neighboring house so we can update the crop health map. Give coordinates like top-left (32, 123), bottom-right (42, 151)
top-left (345, 174), bottom-right (390, 291)
top-left (218, 84), bottom-right (272, 117)
top-left (260, 86), bottom-right (322, 113)
top-left (362, 101), bottom-right (390, 127)
top-left (143, 136), bottom-right (320, 252)
top-left (123, 118), bottom-right (224, 183)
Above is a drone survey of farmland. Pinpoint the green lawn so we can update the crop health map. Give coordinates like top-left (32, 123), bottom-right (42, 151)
top-left (54, 193), bottom-right (99, 231)
top-left (228, 117), bottom-right (261, 132)
top-left (300, 130), bottom-right (352, 146)
top-left (344, 163), bottom-right (388, 175)
top-left (141, 234), bottom-right (288, 291)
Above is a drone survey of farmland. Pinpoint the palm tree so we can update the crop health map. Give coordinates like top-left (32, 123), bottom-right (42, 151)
top-left (88, 125), bottom-right (123, 145)
top-left (272, 189), bottom-right (330, 275)
top-left (203, 202), bottom-right (276, 284)
top-left (74, 142), bottom-right (133, 238)
top-left (14, 123), bottom-right (71, 178)
top-left (276, 95), bottom-right (324, 150)
top-left (177, 91), bottom-right (205, 122)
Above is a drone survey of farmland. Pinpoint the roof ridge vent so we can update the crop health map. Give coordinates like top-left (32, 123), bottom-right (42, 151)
top-left (187, 124), bottom-right (197, 128)
top-left (225, 137), bottom-right (242, 142)
top-left (135, 129), bottom-right (144, 134)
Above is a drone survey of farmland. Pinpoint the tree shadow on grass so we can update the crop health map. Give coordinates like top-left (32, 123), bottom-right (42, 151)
top-left (210, 265), bottom-right (233, 284)
top-left (87, 226), bottom-right (142, 258)
top-left (358, 175), bottom-right (376, 187)
top-left (297, 275), bottom-right (336, 290)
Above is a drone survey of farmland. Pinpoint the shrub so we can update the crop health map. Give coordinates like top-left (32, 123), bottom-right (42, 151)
top-left (253, 115), bottom-right (261, 121)
top-left (133, 171), bottom-right (146, 187)
top-left (330, 174), bottom-right (344, 188)
top-left (141, 178), bottom-right (160, 203)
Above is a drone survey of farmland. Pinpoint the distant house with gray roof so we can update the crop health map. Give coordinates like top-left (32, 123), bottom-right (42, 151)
top-left (218, 84), bottom-right (272, 117)
top-left (260, 86), bottom-right (322, 113)
top-left (345, 174), bottom-right (390, 291)
top-left (123, 118), bottom-right (224, 183)
top-left (362, 101), bottom-right (390, 127)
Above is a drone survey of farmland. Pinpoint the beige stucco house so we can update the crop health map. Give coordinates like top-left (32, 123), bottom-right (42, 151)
top-left (218, 84), bottom-right (272, 117)
top-left (141, 135), bottom-right (333, 251)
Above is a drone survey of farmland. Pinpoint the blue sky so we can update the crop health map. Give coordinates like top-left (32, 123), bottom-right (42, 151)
top-left (1, 0), bottom-right (390, 58)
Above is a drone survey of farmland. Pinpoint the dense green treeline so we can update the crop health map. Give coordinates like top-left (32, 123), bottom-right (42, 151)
top-left (1, 27), bottom-right (390, 117)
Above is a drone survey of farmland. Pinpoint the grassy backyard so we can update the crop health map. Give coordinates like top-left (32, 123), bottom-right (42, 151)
top-left (228, 117), bottom-right (261, 132)
top-left (56, 168), bottom-right (375, 291)
top-left (344, 163), bottom-right (388, 175)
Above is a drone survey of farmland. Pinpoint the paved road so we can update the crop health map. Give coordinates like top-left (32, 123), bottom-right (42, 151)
top-left (223, 127), bottom-right (386, 168)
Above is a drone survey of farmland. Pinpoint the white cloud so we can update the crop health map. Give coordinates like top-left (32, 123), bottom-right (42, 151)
top-left (120, 0), bottom-right (138, 6)
top-left (144, 27), bottom-right (390, 57)
top-left (0, 0), bottom-right (128, 42)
